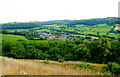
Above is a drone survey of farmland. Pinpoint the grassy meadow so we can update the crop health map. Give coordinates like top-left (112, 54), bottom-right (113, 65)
top-left (1, 34), bottom-right (28, 41)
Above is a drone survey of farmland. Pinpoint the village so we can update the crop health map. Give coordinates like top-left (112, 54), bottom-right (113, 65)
top-left (38, 32), bottom-right (81, 40)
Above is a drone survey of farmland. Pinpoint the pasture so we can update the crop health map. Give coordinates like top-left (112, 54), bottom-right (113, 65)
top-left (3, 23), bottom-right (118, 39)
top-left (1, 34), bottom-right (28, 41)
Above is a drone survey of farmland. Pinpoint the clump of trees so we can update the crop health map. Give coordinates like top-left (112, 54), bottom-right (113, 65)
top-left (1, 22), bottom-right (40, 29)
top-left (2, 37), bottom-right (120, 64)
top-left (67, 17), bottom-right (120, 26)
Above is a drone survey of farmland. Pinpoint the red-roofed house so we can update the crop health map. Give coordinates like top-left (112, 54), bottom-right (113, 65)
top-left (114, 27), bottom-right (120, 30)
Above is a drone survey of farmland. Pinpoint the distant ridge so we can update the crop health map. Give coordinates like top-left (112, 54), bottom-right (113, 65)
top-left (1, 17), bottom-right (120, 29)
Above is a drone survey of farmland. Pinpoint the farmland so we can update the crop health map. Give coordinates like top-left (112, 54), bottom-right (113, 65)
top-left (2, 23), bottom-right (118, 40)
top-left (1, 34), bottom-right (28, 41)
top-left (1, 17), bottom-right (120, 75)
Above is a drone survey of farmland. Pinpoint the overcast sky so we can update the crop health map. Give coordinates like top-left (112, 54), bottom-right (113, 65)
top-left (0, 0), bottom-right (119, 23)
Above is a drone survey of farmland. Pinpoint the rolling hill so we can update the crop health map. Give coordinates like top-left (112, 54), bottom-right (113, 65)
top-left (1, 17), bottom-right (119, 39)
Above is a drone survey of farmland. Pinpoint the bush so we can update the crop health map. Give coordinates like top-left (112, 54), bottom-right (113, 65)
top-left (102, 62), bottom-right (120, 76)
top-left (42, 60), bottom-right (50, 64)
top-left (75, 64), bottom-right (90, 69)
top-left (58, 58), bottom-right (64, 63)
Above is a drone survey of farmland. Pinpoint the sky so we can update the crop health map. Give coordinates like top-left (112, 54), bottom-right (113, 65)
top-left (0, 0), bottom-right (119, 23)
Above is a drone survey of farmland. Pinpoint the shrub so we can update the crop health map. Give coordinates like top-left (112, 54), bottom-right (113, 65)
top-left (102, 62), bottom-right (120, 76)
top-left (58, 58), bottom-right (64, 63)
top-left (75, 64), bottom-right (90, 69)
top-left (42, 60), bottom-right (50, 64)
top-left (75, 64), bottom-right (97, 72)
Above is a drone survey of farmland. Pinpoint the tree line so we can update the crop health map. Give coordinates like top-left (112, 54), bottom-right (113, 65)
top-left (2, 37), bottom-right (120, 64)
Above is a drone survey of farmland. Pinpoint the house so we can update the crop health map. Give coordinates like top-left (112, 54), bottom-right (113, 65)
top-left (114, 26), bottom-right (120, 30)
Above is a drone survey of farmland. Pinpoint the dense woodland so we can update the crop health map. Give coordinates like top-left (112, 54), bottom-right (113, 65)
top-left (2, 37), bottom-right (120, 64)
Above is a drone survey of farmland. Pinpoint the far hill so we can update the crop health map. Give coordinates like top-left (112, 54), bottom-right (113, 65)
top-left (1, 17), bottom-right (120, 29)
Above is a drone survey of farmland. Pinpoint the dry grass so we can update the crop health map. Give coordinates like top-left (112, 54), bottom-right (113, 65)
top-left (1, 56), bottom-right (104, 75)
top-left (0, 56), bottom-right (2, 76)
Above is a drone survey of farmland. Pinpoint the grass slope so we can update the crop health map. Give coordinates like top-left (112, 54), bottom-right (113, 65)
top-left (1, 56), bottom-right (105, 75)
top-left (1, 34), bottom-right (28, 41)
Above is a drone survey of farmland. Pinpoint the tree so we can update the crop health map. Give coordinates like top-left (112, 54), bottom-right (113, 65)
top-left (97, 32), bottom-right (100, 36)
top-left (96, 37), bottom-right (111, 63)
top-left (73, 44), bottom-right (90, 61)
top-left (47, 47), bottom-right (61, 60)
top-left (33, 41), bottom-right (50, 52)
top-left (10, 43), bottom-right (25, 58)
top-left (107, 40), bottom-right (120, 63)
top-left (25, 45), bottom-right (37, 59)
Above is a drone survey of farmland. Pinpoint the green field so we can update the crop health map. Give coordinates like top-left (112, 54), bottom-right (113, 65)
top-left (36, 29), bottom-right (50, 32)
top-left (6, 29), bottom-right (29, 32)
top-left (3, 23), bottom-right (118, 39)
top-left (107, 33), bottom-right (118, 38)
top-left (74, 24), bottom-right (113, 35)
top-left (1, 34), bottom-right (28, 41)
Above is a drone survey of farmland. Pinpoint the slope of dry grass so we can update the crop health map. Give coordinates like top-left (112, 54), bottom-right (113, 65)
top-left (1, 56), bottom-right (104, 75)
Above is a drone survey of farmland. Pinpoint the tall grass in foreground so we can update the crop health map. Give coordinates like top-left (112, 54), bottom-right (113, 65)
top-left (1, 56), bottom-right (104, 75)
